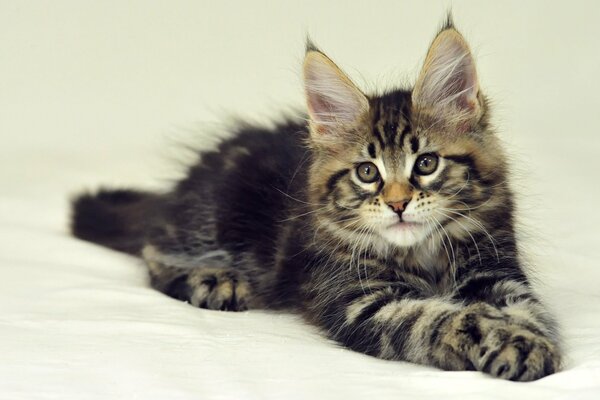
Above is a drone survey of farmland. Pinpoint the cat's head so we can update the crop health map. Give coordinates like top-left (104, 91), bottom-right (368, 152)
top-left (303, 23), bottom-right (510, 253)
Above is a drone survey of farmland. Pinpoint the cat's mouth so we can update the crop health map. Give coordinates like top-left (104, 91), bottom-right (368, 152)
top-left (386, 221), bottom-right (423, 231)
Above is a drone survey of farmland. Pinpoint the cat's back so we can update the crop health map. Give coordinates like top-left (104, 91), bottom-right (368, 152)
top-left (173, 118), bottom-right (310, 260)
top-left (178, 118), bottom-right (308, 192)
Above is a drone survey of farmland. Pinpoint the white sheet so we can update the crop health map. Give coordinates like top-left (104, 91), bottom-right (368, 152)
top-left (1, 1), bottom-right (600, 399)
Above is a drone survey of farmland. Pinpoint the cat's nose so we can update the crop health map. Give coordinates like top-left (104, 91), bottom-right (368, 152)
top-left (386, 200), bottom-right (410, 214)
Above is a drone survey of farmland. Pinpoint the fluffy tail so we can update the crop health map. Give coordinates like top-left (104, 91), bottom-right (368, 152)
top-left (70, 188), bottom-right (163, 255)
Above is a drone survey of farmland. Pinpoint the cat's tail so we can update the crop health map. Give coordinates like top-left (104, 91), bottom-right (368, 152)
top-left (70, 188), bottom-right (164, 255)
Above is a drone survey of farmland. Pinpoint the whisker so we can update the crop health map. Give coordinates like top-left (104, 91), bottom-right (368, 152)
top-left (438, 208), bottom-right (500, 262)
top-left (273, 187), bottom-right (325, 206)
top-left (435, 209), bottom-right (482, 266)
top-left (428, 214), bottom-right (457, 273)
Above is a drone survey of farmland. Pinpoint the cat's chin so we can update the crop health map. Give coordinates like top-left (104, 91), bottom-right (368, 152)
top-left (380, 221), bottom-right (429, 247)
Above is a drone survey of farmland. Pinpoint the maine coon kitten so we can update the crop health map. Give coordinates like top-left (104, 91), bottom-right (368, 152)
top-left (71, 20), bottom-right (561, 381)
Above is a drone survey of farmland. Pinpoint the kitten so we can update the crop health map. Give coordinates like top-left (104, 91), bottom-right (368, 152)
top-left (71, 19), bottom-right (561, 381)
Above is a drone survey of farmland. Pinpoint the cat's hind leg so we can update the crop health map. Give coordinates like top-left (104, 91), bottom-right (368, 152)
top-left (142, 244), bottom-right (252, 311)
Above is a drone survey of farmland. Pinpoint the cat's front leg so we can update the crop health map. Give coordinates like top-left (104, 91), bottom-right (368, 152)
top-left (311, 288), bottom-right (474, 370)
top-left (312, 286), bottom-right (559, 381)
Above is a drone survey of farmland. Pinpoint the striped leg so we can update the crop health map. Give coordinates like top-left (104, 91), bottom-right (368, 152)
top-left (320, 284), bottom-right (560, 381)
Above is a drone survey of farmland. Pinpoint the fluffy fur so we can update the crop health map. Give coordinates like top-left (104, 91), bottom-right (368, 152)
top-left (71, 20), bottom-right (561, 381)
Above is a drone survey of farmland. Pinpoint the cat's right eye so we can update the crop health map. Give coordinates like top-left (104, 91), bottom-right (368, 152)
top-left (356, 162), bottom-right (380, 183)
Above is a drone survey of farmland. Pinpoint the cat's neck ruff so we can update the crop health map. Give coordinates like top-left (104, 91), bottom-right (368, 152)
top-left (315, 217), bottom-right (450, 270)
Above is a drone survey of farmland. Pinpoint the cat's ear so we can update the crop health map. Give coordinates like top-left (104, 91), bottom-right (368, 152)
top-left (412, 26), bottom-right (482, 124)
top-left (303, 47), bottom-right (369, 143)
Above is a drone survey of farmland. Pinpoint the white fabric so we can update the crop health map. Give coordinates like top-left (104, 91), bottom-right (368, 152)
top-left (1, 1), bottom-right (599, 399)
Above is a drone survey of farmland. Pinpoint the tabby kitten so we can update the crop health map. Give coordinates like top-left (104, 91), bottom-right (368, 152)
top-left (72, 20), bottom-right (561, 381)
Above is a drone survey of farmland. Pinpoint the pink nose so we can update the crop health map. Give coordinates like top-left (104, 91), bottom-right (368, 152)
top-left (387, 200), bottom-right (409, 214)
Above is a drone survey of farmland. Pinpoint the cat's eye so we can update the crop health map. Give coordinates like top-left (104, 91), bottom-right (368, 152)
top-left (356, 162), bottom-right (380, 183)
top-left (414, 153), bottom-right (439, 175)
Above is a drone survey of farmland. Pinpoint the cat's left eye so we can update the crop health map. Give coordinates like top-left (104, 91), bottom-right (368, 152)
top-left (356, 162), bottom-right (380, 183)
top-left (414, 153), bottom-right (439, 175)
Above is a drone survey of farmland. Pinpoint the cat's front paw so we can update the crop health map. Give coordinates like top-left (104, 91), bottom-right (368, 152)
top-left (187, 269), bottom-right (251, 311)
top-left (475, 326), bottom-right (560, 381)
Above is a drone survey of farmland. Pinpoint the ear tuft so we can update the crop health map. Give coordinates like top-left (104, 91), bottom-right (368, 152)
top-left (303, 50), bottom-right (369, 139)
top-left (305, 36), bottom-right (320, 53)
top-left (441, 10), bottom-right (455, 31)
